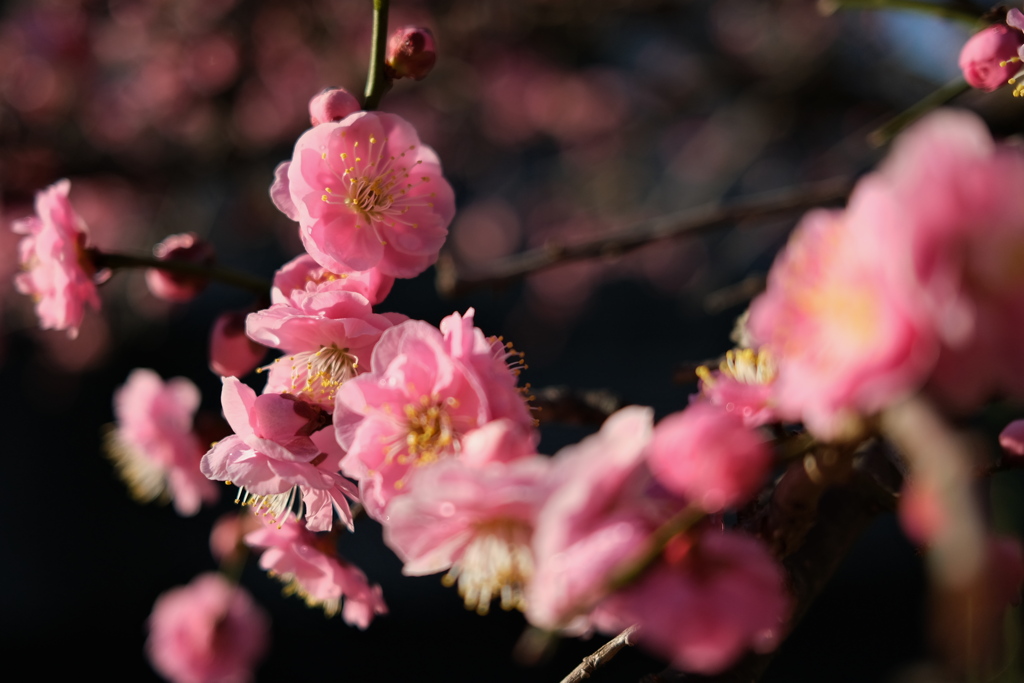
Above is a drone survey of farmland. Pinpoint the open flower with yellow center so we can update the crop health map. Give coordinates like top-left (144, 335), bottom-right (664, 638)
top-left (271, 111), bottom-right (456, 278)
top-left (335, 312), bottom-right (538, 520)
top-left (696, 347), bottom-right (778, 428)
top-left (383, 424), bottom-right (549, 615)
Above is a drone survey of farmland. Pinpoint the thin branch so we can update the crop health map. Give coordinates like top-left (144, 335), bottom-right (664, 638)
top-left (869, 78), bottom-right (971, 148)
top-left (436, 177), bottom-right (854, 298)
top-left (818, 0), bottom-right (985, 24)
top-left (363, 0), bottom-right (391, 110)
top-left (91, 251), bottom-right (270, 296)
top-left (560, 625), bottom-right (640, 683)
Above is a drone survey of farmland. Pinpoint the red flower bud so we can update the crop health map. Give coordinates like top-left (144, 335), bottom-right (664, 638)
top-left (386, 27), bottom-right (437, 81)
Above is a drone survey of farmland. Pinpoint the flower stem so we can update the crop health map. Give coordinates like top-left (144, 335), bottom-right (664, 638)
top-left (91, 250), bottom-right (271, 296)
top-left (818, 0), bottom-right (985, 24)
top-left (363, 0), bottom-right (391, 110)
top-left (869, 77), bottom-right (971, 147)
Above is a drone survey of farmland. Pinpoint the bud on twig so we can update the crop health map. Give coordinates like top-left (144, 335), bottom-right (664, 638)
top-left (386, 27), bottom-right (436, 81)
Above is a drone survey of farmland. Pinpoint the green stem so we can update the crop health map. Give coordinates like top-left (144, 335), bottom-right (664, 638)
top-left (869, 77), bottom-right (971, 147)
top-left (363, 0), bottom-right (391, 110)
top-left (91, 251), bottom-right (271, 296)
top-left (819, 0), bottom-right (985, 24)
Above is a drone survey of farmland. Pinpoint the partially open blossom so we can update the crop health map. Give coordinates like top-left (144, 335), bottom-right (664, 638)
top-left (593, 531), bottom-right (789, 674)
top-left (959, 24), bottom-right (1024, 92)
top-left (201, 377), bottom-right (358, 532)
top-left (648, 403), bottom-right (771, 513)
top-left (384, 428), bottom-right (550, 614)
top-left (105, 368), bottom-right (218, 516)
top-left (695, 347), bottom-right (777, 428)
top-left (12, 179), bottom-right (105, 338)
top-left (386, 27), bottom-right (437, 81)
top-left (145, 232), bottom-right (215, 303)
top-left (245, 518), bottom-right (387, 627)
top-left (147, 573), bottom-right (269, 683)
top-left (334, 311), bottom-right (536, 519)
top-left (308, 87), bottom-right (360, 127)
top-left (527, 406), bottom-right (684, 630)
top-left (270, 254), bottom-right (394, 308)
top-left (999, 419), bottom-right (1024, 457)
top-left (209, 512), bottom-right (262, 565)
top-left (271, 111), bottom-right (455, 278)
top-left (210, 311), bottom-right (266, 378)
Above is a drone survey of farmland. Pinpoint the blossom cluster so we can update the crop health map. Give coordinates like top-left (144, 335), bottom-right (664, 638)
top-left (11, 10), bottom-right (1024, 677)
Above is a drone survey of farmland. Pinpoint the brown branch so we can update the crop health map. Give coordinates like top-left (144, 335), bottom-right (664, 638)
top-left (560, 625), bottom-right (640, 683)
top-left (436, 178), bottom-right (854, 298)
top-left (532, 386), bottom-right (623, 426)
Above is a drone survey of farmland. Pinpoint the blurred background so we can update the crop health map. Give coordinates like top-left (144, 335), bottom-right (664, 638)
top-left (2, 0), bottom-right (1023, 680)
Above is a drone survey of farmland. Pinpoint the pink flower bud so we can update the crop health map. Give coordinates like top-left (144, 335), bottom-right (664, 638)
top-left (959, 25), bottom-right (1023, 92)
top-left (308, 87), bottom-right (361, 126)
top-left (145, 233), bottom-right (216, 303)
top-left (386, 27), bottom-right (437, 81)
top-left (647, 403), bottom-right (771, 513)
top-left (209, 311), bottom-right (266, 377)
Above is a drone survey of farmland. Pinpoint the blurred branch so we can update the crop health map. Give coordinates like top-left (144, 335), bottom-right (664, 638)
top-left (92, 251), bottom-right (271, 296)
top-left (818, 0), bottom-right (985, 23)
top-left (532, 386), bottom-right (623, 426)
top-left (560, 625), bottom-right (639, 683)
top-left (436, 178), bottom-right (854, 298)
top-left (869, 78), bottom-right (971, 147)
top-left (363, 0), bottom-right (391, 110)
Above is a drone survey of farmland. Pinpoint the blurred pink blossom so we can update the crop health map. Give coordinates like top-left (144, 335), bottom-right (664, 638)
top-left (107, 368), bottom-right (218, 516)
top-left (999, 419), bottom-right (1024, 457)
top-left (147, 572), bottom-right (269, 683)
top-left (647, 403), bottom-right (771, 513)
top-left (695, 348), bottom-right (777, 428)
top-left (12, 179), bottom-right (106, 339)
top-left (209, 311), bottom-right (266, 378)
top-left (593, 530), bottom-right (789, 674)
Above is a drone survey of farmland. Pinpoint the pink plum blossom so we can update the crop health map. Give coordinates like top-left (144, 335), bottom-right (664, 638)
top-left (145, 232), bottom-right (216, 303)
top-left (748, 207), bottom-right (936, 440)
top-left (959, 24), bottom-right (1024, 92)
top-left (12, 179), bottom-right (106, 338)
top-left (862, 109), bottom-right (1024, 410)
top-left (245, 518), bottom-right (387, 627)
top-left (527, 406), bottom-right (685, 630)
top-left (201, 377), bottom-right (358, 532)
top-left (334, 310), bottom-right (536, 519)
top-left (247, 259), bottom-right (402, 409)
top-left (384, 424), bottom-right (549, 614)
top-left (106, 368), bottom-right (218, 516)
top-left (270, 254), bottom-right (394, 308)
top-left (308, 87), bottom-right (360, 127)
top-left (146, 572), bottom-right (269, 683)
top-left (593, 530), bottom-right (789, 674)
top-left (695, 347), bottom-right (777, 428)
top-left (209, 311), bottom-right (266, 378)
top-left (648, 403), bottom-right (771, 513)
top-left (271, 111), bottom-right (455, 278)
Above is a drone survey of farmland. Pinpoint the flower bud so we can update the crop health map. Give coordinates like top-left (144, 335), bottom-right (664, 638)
top-left (386, 27), bottom-right (436, 81)
top-left (959, 24), bottom-right (1024, 92)
top-left (145, 233), bottom-right (216, 303)
top-left (308, 87), bottom-right (361, 126)
top-left (209, 311), bottom-right (266, 377)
